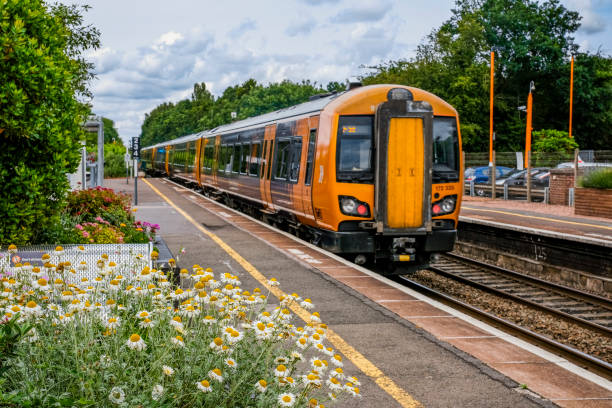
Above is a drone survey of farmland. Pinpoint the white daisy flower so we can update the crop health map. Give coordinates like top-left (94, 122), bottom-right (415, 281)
top-left (196, 379), bottom-right (212, 393)
top-left (224, 358), bottom-right (237, 369)
top-left (331, 354), bottom-right (343, 367)
top-left (255, 379), bottom-right (267, 393)
top-left (208, 368), bottom-right (223, 383)
top-left (171, 335), bottom-right (185, 347)
top-left (290, 351), bottom-right (304, 362)
top-left (24, 300), bottom-right (43, 317)
top-left (126, 333), bottom-right (147, 351)
top-left (277, 392), bottom-right (296, 407)
top-left (267, 277), bottom-right (280, 286)
top-left (310, 357), bottom-right (327, 373)
top-left (151, 384), bottom-right (164, 401)
top-left (301, 373), bottom-right (321, 387)
top-left (327, 375), bottom-right (343, 390)
top-left (274, 364), bottom-right (288, 377)
top-left (139, 318), bottom-right (155, 328)
top-left (162, 365), bottom-right (175, 376)
top-left (105, 316), bottom-right (121, 330)
top-left (295, 337), bottom-right (308, 350)
top-left (310, 312), bottom-right (321, 323)
top-left (300, 298), bottom-right (314, 309)
top-left (108, 386), bottom-right (125, 405)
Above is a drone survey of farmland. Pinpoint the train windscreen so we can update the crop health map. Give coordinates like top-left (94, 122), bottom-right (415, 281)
top-left (336, 115), bottom-right (374, 183)
top-left (432, 116), bottom-right (459, 183)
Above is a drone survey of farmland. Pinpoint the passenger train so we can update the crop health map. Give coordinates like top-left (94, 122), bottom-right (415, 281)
top-left (141, 84), bottom-right (463, 273)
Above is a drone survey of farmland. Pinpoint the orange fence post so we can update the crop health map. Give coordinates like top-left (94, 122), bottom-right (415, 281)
top-left (569, 55), bottom-right (574, 139)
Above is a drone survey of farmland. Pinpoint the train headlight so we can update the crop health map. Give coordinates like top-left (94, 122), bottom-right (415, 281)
top-left (432, 195), bottom-right (457, 216)
top-left (341, 197), bottom-right (357, 213)
top-left (339, 196), bottom-right (371, 217)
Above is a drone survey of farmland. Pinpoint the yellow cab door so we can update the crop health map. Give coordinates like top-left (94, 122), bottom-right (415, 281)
top-left (375, 97), bottom-right (433, 234)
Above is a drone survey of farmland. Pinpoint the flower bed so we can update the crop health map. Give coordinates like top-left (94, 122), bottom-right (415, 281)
top-left (43, 187), bottom-right (159, 245)
top-left (0, 246), bottom-right (361, 407)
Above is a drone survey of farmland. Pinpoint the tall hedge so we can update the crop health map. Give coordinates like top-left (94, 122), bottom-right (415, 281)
top-left (0, 0), bottom-right (99, 244)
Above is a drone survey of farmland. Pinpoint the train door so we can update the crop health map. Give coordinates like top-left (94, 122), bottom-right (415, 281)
top-left (301, 115), bottom-right (319, 221)
top-left (260, 125), bottom-right (276, 212)
top-left (375, 98), bottom-right (433, 233)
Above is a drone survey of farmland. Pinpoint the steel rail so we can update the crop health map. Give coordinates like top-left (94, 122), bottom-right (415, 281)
top-left (397, 276), bottom-right (612, 381)
top-left (428, 255), bottom-right (611, 337)
top-left (444, 253), bottom-right (612, 309)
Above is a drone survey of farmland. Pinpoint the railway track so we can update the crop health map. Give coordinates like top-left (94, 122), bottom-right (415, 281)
top-left (430, 253), bottom-right (612, 336)
top-left (398, 253), bottom-right (612, 380)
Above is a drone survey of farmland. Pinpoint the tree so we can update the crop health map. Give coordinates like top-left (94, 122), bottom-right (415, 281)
top-left (362, 0), bottom-right (608, 152)
top-left (0, 0), bottom-right (99, 244)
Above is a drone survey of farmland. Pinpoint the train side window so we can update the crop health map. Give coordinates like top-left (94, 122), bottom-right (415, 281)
top-left (240, 143), bottom-right (250, 174)
top-left (249, 142), bottom-right (261, 176)
top-left (218, 145), bottom-right (225, 173)
top-left (289, 138), bottom-right (302, 183)
top-left (232, 144), bottom-right (241, 173)
top-left (260, 140), bottom-right (268, 179)
top-left (274, 139), bottom-right (291, 180)
top-left (305, 129), bottom-right (317, 185)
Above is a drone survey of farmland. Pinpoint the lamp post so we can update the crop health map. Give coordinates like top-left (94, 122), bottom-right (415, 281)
top-left (525, 81), bottom-right (535, 202)
top-left (569, 55), bottom-right (574, 139)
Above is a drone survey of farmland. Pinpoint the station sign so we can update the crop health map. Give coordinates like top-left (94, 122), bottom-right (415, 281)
top-left (131, 137), bottom-right (140, 159)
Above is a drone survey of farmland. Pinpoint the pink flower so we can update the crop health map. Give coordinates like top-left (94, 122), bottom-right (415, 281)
top-left (82, 231), bottom-right (90, 238)
top-left (75, 224), bottom-right (83, 230)
top-left (95, 216), bottom-right (104, 222)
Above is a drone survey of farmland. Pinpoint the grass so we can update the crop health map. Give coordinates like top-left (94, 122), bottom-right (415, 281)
top-left (579, 168), bottom-right (612, 189)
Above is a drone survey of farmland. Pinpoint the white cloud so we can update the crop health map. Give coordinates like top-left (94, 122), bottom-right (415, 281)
top-left (331, 0), bottom-right (392, 23)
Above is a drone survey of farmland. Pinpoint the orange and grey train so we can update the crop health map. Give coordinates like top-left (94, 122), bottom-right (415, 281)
top-left (141, 84), bottom-right (463, 273)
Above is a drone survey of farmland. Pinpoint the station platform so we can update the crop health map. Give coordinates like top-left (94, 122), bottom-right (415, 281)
top-left (460, 197), bottom-right (612, 247)
top-left (106, 178), bottom-right (611, 407)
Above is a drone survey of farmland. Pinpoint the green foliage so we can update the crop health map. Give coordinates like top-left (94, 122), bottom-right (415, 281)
top-left (0, 314), bottom-right (32, 376)
top-left (579, 168), bottom-right (612, 189)
top-left (0, 0), bottom-right (99, 245)
top-left (66, 187), bottom-right (131, 222)
top-left (362, 0), bottom-right (611, 152)
top-left (532, 129), bottom-right (578, 152)
top-left (104, 143), bottom-right (128, 178)
top-left (140, 79), bottom-right (334, 147)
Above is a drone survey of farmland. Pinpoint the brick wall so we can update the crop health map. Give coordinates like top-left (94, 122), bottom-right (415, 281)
top-left (549, 168), bottom-right (581, 206)
top-left (575, 188), bottom-right (612, 218)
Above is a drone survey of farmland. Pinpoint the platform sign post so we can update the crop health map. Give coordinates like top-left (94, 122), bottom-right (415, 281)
top-left (525, 81), bottom-right (534, 203)
top-left (132, 137), bottom-right (140, 206)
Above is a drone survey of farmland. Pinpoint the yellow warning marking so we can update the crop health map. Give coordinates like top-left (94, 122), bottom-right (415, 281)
top-left (462, 206), bottom-right (612, 231)
top-left (143, 178), bottom-right (422, 408)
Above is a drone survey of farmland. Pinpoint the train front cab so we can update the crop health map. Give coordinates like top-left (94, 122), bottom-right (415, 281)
top-left (312, 85), bottom-right (462, 272)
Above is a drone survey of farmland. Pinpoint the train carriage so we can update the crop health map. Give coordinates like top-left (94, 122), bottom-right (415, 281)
top-left (141, 84), bottom-right (463, 273)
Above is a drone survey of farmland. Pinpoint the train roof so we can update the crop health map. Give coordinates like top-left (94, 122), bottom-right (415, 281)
top-left (142, 91), bottom-right (344, 150)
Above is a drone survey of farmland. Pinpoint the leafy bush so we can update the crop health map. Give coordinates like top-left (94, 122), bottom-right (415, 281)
top-left (0, 1), bottom-right (99, 245)
top-left (532, 129), bottom-right (579, 153)
top-left (0, 250), bottom-right (362, 407)
top-left (66, 187), bottom-right (131, 222)
top-left (579, 168), bottom-right (612, 189)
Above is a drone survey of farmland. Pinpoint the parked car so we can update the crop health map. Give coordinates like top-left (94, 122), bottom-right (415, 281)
top-left (496, 168), bottom-right (550, 188)
top-left (464, 166), bottom-right (513, 184)
top-left (555, 162), bottom-right (612, 169)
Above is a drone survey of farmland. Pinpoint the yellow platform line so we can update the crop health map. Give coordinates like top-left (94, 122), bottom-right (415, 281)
top-left (143, 178), bottom-right (421, 408)
top-left (462, 206), bottom-right (612, 231)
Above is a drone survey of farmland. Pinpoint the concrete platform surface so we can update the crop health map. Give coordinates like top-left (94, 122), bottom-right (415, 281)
top-left (460, 198), bottom-right (612, 246)
top-left (104, 177), bottom-right (611, 407)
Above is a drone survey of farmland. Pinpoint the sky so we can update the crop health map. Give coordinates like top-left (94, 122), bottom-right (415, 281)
top-left (57, 0), bottom-right (612, 145)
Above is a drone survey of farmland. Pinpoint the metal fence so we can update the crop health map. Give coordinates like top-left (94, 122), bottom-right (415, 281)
top-left (0, 243), bottom-right (152, 283)
top-left (465, 150), bottom-right (612, 169)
